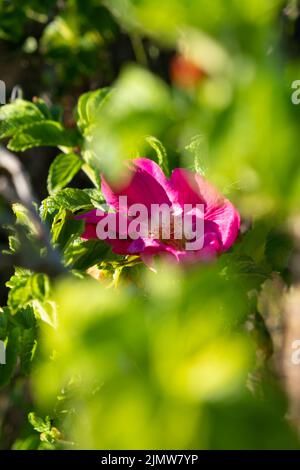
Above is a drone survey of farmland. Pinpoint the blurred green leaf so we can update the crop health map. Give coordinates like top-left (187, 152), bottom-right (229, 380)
top-left (28, 413), bottom-right (51, 434)
top-left (146, 135), bottom-right (169, 176)
top-left (77, 88), bottom-right (110, 134)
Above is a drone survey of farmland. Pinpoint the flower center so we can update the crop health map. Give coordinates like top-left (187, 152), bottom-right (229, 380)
top-left (148, 214), bottom-right (187, 251)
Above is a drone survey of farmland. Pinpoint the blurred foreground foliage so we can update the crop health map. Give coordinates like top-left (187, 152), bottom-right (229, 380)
top-left (30, 265), bottom-right (298, 450)
top-left (0, 0), bottom-right (300, 450)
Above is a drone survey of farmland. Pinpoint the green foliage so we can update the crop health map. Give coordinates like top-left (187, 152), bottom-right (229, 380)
top-left (83, 66), bottom-right (174, 178)
top-left (41, 188), bottom-right (103, 217)
top-left (0, 99), bottom-right (45, 139)
top-left (64, 239), bottom-right (111, 270)
top-left (77, 88), bottom-right (111, 134)
top-left (39, 1), bottom-right (117, 85)
top-left (146, 136), bottom-right (170, 176)
top-left (28, 412), bottom-right (63, 447)
top-left (28, 412), bottom-right (51, 434)
top-left (31, 269), bottom-right (298, 449)
top-left (51, 208), bottom-right (83, 250)
top-left (6, 270), bottom-right (51, 314)
top-left (0, 1), bottom-right (57, 41)
top-left (0, 98), bottom-right (79, 154)
top-left (47, 152), bottom-right (83, 194)
top-left (1, 0), bottom-right (300, 452)
top-left (8, 121), bottom-right (79, 151)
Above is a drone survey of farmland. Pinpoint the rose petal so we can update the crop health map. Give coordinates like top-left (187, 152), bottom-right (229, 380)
top-left (171, 168), bottom-right (240, 251)
top-left (102, 158), bottom-right (180, 212)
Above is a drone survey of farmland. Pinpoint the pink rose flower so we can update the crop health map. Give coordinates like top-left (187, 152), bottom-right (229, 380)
top-left (76, 158), bottom-right (240, 264)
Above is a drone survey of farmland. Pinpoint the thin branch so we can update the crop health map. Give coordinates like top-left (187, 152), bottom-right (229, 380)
top-left (0, 146), bottom-right (66, 277)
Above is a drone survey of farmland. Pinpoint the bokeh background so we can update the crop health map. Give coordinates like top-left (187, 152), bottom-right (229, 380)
top-left (1, 0), bottom-right (300, 450)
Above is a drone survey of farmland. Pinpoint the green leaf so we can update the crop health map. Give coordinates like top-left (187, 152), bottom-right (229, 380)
top-left (185, 135), bottom-right (208, 175)
top-left (49, 105), bottom-right (63, 122)
top-left (31, 300), bottom-right (57, 328)
top-left (0, 99), bottom-right (45, 139)
top-left (20, 328), bottom-right (37, 375)
top-left (51, 208), bottom-right (84, 250)
top-left (8, 121), bottom-right (78, 151)
top-left (32, 97), bottom-right (52, 119)
top-left (47, 152), bottom-right (83, 194)
top-left (30, 273), bottom-right (51, 302)
top-left (65, 239), bottom-right (111, 270)
top-left (14, 305), bottom-right (36, 330)
top-left (8, 234), bottom-right (20, 253)
top-left (12, 203), bottom-right (38, 235)
top-left (6, 269), bottom-right (51, 315)
top-left (28, 413), bottom-right (51, 434)
top-left (77, 88), bottom-right (110, 133)
top-left (146, 135), bottom-right (170, 176)
top-left (6, 269), bottom-right (32, 314)
top-left (41, 188), bottom-right (103, 218)
top-left (82, 159), bottom-right (102, 189)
